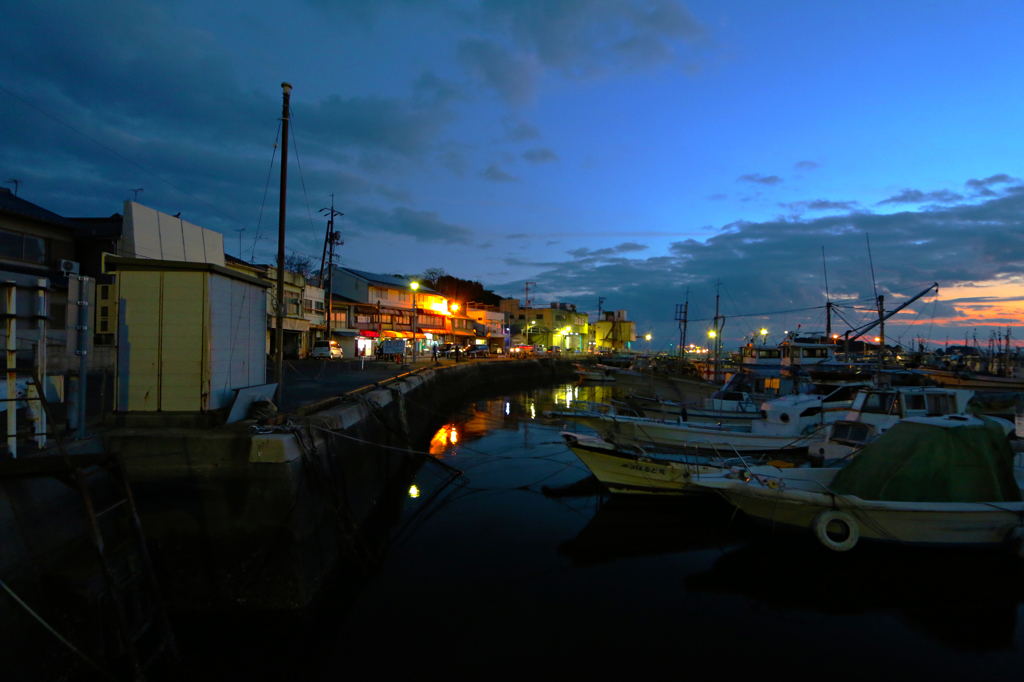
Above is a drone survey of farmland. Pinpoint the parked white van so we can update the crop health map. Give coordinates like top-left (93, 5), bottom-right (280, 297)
top-left (311, 339), bottom-right (343, 360)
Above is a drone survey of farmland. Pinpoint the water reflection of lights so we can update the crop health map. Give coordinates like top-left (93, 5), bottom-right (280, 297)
top-left (408, 485), bottom-right (420, 498)
top-left (530, 403), bottom-right (536, 420)
top-left (429, 424), bottom-right (461, 456)
top-left (505, 402), bottom-right (510, 416)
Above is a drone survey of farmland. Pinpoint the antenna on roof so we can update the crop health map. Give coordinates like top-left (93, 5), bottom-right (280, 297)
top-left (4, 179), bottom-right (20, 197)
top-left (130, 188), bottom-right (144, 201)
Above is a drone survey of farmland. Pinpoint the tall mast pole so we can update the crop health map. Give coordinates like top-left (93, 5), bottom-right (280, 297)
top-left (274, 82), bottom-right (291, 406)
top-left (877, 294), bottom-right (885, 373)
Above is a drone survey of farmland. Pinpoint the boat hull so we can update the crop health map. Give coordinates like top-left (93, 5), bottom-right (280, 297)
top-left (702, 479), bottom-right (1024, 546)
top-left (565, 415), bottom-right (818, 455)
top-left (562, 434), bottom-right (723, 495)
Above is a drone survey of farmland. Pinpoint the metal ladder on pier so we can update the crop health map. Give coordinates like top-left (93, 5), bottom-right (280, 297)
top-left (2, 451), bottom-right (180, 680)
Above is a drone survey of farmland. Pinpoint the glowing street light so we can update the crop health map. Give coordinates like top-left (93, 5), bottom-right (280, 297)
top-left (410, 281), bottom-right (419, 362)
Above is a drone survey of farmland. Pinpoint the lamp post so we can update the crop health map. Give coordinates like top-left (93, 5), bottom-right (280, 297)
top-left (410, 281), bottom-right (419, 363)
top-left (708, 329), bottom-right (718, 383)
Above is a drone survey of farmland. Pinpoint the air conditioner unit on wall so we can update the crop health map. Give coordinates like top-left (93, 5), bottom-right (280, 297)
top-left (60, 260), bottom-right (80, 275)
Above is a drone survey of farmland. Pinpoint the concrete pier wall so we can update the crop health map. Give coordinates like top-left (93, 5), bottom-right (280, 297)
top-left (104, 358), bottom-right (574, 610)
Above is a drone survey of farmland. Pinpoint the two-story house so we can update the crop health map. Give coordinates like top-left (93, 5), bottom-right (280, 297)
top-left (500, 299), bottom-right (589, 352)
top-left (593, 310), bottom-right (637, 352)
top-left (465, 303), bottom-right (509, 354)
top-left (328, 267), bottom-right (448, 358)
top-left (224, 255), bottom-right (321, 359)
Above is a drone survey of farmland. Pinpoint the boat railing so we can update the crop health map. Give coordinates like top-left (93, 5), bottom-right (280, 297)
top-left (679, 439), bottom-right (746, 476)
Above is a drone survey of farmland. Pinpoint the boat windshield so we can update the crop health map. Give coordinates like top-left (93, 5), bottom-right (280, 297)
top-left (861, 392), bottom-right (898, 414)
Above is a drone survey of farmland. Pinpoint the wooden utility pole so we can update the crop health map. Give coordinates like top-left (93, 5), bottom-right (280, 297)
top-left (319, 196), bottom-right (344, 342)
top-left (274, 82), bottom-right (291, 406)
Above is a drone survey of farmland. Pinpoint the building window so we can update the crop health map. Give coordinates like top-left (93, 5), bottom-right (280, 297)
top-left (0, 230), bottom-right (46, 264)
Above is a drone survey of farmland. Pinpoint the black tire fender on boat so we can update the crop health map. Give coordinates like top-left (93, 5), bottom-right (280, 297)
top-left (812, 510), bottom-right (860, 552)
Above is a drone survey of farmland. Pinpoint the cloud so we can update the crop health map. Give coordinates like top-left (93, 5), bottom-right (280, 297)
top-left (707, 193), bottom-right (727, 200)
top-left (784, 199), bottom-right (860, 212)
top-left (450, 0), bottom-right (707, 103)
top-left (352, 206), bottom-right (474, 244)
top-left (479, 0), bottom-right (705, 75)
top-left (490, 185), bottom-right (1024, 352)
top-left (504, 119), bottom-right (541, 141)
top-left (568, 241), bottom-right (649, 259)
top-left (458, 38), bottom-right (542, 106)
top-left (505, 233), bottom-right (529, 240)
top-left (737, 173), bottom-right (783, 186)
top-left (615, 242), bottom-right (649, 253)
top-left (794, 160), bottom-right (819, 170)
top-left (522, 147), bottom-right (559, 163)
top-left (481, 164), bottom-right (520, 182)
top-left (878, 189), bottom-right (964, 205)
top-left (966, 174), bottom-right (1016, 189)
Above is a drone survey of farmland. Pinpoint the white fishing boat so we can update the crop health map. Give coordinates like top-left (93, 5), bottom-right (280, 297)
top-left (914, 368), bottom-right (1024, 392)
top-left (693, 415), bottom-right (1024, 553)
top-left (548, 384), bottom-right (864, 455)
top-left (807, 385), bottom-right (977, 461)
top-left (560, 432), bottom-right (750, 495)
top-left (624, 392), bottom-right (760, 426)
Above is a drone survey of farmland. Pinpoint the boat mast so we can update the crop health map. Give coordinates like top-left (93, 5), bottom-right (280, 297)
top-left (877, 294), bottom-right (885, 373)
top-left (822, 246), bottom-right (831, 340)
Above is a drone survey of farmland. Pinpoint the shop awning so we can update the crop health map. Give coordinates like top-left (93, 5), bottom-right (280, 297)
top-left (418, 328), bottom-right (447, 335)
top-left (359, 330), bottom-right (380, 338)
top-left (332, 329), bottom-right (358, 337)
top-left (452, 330), bottom-right (475, 337)
top-left (383, 330), bottom-right (412, 338)
top-left (281, 318), bottom-right (310, 332)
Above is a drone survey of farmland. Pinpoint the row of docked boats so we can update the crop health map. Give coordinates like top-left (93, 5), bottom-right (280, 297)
top-left (549, 381), bottom-right (1024, 554)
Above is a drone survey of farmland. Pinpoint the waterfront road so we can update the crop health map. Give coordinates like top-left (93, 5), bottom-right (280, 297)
top-left (269, 356), bottom-right (505, 413)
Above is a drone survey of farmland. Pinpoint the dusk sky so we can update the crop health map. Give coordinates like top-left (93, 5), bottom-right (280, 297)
top-left (3, 0), bottom-right (1023, 351)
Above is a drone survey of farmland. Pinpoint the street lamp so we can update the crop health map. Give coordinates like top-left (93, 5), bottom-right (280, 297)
top-left (759, 328), bottom-right (768, 342)
top-left (410, 281), bottom-right (419, 362)
top-left (645, 332), bottom-right (652, 353)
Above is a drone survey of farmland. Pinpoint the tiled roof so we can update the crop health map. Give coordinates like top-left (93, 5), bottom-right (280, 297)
top-left (337, 266), bottom-right (439, 293)
top-left (0, 188), bottom-right (78, 229)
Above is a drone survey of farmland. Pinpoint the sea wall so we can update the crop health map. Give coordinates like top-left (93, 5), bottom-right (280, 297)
top-left (104, 358), bottom-right (575, 610)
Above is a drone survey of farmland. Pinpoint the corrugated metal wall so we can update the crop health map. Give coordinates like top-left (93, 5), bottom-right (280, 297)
top-left (117, 269), bottom-right (266, 412)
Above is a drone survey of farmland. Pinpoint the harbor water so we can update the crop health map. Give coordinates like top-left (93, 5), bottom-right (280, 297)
top-left (172, 382), bottom-right (1024, 679)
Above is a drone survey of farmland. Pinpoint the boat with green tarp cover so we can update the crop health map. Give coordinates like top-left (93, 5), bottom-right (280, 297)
top-left (692, 415), bottom-right (1024, 552)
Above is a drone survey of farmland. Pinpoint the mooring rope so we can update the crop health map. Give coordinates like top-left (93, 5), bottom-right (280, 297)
top-left (0, 577), bottom-right (117, 681)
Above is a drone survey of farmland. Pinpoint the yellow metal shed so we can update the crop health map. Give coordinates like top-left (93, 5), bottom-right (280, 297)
top-left (110, 258), bottom-right (269, 412)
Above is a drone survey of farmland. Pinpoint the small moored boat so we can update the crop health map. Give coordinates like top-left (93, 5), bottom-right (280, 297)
top-left (693, 415), bottom-right (1024, 553)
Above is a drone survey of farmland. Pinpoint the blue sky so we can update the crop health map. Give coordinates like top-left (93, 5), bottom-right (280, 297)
top-left (2, 0), bottom-right (1023, 350)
